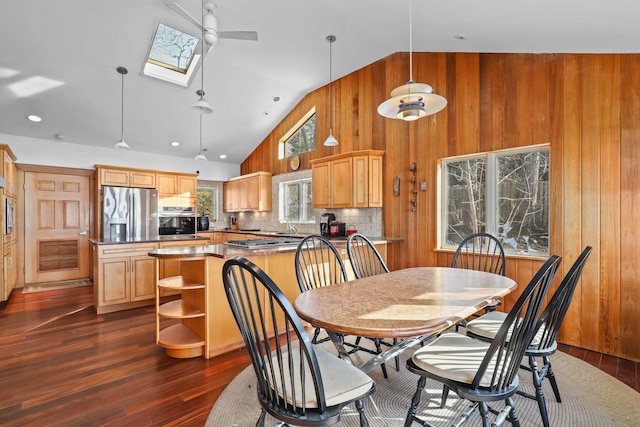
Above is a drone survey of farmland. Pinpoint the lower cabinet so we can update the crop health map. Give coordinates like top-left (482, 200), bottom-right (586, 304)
top-left (156, 257), bottom-right (206, 358)
top-left (93, 242), bottom-right (158, 314)
top-left (3, 238), bottom-right (16, 301)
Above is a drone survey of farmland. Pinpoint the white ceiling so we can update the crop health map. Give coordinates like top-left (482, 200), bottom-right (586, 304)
top-left (1, 0), bottom-right (639, 165)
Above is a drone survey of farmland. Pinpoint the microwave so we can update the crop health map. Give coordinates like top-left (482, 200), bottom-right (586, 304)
top-left (5, 197), bottom-right (14, 234)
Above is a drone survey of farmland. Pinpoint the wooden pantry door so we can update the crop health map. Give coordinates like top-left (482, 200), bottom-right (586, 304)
top-left (25, 172), bottom-right (90, 284)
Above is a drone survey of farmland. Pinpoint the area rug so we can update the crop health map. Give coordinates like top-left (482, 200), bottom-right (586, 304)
top-left (22, 279), bottom-right (92, 294)
top-left (206, 340), bottom-right (640, 426)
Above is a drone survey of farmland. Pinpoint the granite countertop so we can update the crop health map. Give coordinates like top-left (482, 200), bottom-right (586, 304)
top-left (147, 234), bottom-right (402, 259)
top-left (196, 229), bottom-right (403, 243)
top-left (90, 235), bottom-right (209, 245)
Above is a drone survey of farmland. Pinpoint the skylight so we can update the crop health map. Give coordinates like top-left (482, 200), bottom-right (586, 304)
top-left (143, 23), bottom-right (201, 87)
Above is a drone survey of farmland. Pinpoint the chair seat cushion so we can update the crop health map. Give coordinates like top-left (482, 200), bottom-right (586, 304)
top-left (466, 310), bottom-right (507, 339)
top-left (272, 342), bottom-right (374, 408)
top-left (411, 333), bottom-right (508, 388)
top-left (467, 311), bottom-right (544, 347)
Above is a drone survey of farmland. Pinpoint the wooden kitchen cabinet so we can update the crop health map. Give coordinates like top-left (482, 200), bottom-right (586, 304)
top-left (3, 149), bottom-right (17, 197)
top-left (92, 242), bottom-right (159, 314)
top-left (157, 173), bottom-right (197, 208)
top-left (98, 167), bottom-right (156, 188)
top-left (223, 172), bottom-right (272, 212)
top-left (310, 150), bottom-right (384, 208)
top-left (156, 257), bottom-right (207, 358)
top-left (3, 238), bottom-right (16, 302)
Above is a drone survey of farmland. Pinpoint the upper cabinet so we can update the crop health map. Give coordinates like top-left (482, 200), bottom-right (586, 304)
top-left (99, 167), bottom-right (156, 188)
top-left (310, 150), bottom-right (384, 208)
top-left (1, 146), bottom-right (17, 198)
top-left (223, 171), bottom-right (272, 212)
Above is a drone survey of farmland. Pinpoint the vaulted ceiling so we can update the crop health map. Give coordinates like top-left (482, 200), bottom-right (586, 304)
top-left (1, 0), bottom-right (638, 165)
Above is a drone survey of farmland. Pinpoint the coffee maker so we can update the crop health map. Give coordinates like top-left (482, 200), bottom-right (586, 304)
top-left (320, 213), bottom-right (336, 236)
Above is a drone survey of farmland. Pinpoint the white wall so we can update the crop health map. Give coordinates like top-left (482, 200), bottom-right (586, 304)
top-left (0, 133), bottom-right (240, 181)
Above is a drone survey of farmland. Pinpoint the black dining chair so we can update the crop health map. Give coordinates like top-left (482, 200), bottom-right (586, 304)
top-left (295, 234), bottom-right (349, 344)
top-left (404, 254), bottom-right (561, 427)
top-left (465, 246), bottom-right (592, 427)
top-left (295, 234), bottom-right (393, 377)
top-left (222, 256), bottom-right (375, 426)
top-left (346, 232), bottom-right (400, 376)
top-left (451, 232), bottom-right (506, 315)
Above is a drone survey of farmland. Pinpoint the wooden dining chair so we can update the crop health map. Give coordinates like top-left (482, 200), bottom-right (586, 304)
top-left (295, 234), bottom-right (394, 378)
top-left (222, 256), bottom-right (375, 426)
top-left (465, 246), bottom-right (592, 427)
top-left (404, 254), bottom-right (561, 427)
top-left (295, 234), bottom-right (348, 344)
top-left (346, 232), bottom-right (399, 376)
top-left (451, 232), bottom-right (506, 315)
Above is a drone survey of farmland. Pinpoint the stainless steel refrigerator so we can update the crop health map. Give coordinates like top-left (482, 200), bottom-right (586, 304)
top-left (102, 186), bottom-right (159, 241)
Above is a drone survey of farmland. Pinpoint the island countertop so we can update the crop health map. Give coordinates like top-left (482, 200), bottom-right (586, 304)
top-left (148, 236), bottom-right (400, 259)
top-left (90, 234), bottom-right (209, 245)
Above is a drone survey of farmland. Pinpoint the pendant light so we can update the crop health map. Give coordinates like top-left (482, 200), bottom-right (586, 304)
top-left (324, 35), bottom-right (339, 147)
top-left (195, 113), bottom-right (207, 160)
top-left (377, 0), bottom-right (447, 121)
top-left (192, 2), bottom-right (213, 114)
top-left (114, 66), bottom-right (130, 149)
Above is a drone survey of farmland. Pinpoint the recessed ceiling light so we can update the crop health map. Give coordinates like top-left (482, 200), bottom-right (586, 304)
top-left (27, 114), bottom-right (42, 122)
top-left (454, 35), bottom-right (468, 40)
top-left (272, 96), bottom-right (280, 102)
top-left (219, 154), bottom-right (227, 159)
top-left (54, 134), bottom-right (65, 140)
top-left (170, 141), bottom-right (180, 147)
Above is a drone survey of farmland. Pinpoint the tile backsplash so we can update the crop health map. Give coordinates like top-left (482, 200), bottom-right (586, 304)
top-left (199, 170), bottom-right (384, 237)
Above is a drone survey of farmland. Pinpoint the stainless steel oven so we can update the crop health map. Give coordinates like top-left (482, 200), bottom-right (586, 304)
top-left (158, 206), bottom-right (196, 235)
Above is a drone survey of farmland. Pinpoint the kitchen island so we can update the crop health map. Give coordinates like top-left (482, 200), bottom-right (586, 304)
top-left (90, 235), bottom-right (209, 315)
top-left (148, 237), bottom-right (393, 358)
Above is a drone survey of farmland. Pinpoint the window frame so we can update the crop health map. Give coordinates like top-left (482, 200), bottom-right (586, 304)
top-left (196, 187), bottom-right (218, 222)
top-left (278, 107), bottom-right (316, 159)
top-left (437, 144), bottom-right (550, 257)
top-left (278, 178), bottom-right (314, 224)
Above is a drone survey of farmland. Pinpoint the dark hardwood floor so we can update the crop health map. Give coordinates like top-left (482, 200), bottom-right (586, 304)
top-left (1, 285), bottom-right (638, 426)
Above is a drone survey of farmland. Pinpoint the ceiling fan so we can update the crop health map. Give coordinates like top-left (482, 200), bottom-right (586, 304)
top-left (167, 1), bottom-right (258, 54)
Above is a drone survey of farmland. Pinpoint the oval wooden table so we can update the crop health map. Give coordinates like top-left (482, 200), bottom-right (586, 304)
top-left (293, 267), bottom-right (517, 373)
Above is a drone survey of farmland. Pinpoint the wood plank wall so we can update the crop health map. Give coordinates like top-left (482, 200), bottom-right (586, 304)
top-left (241, 52), bottom-right (640, 362)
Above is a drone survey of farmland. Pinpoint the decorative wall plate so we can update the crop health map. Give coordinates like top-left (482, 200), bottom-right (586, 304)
top-left (290, 155), bottom-right (300, 170)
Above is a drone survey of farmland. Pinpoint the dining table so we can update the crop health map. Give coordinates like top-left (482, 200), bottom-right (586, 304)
top-left (293, 266), bottom-right (517, 373)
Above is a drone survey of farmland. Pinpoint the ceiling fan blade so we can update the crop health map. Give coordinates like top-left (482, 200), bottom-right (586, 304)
top-left (218, 31), bottom-right (258, 41)
top-left (167, 2), bottom-right (204, 32)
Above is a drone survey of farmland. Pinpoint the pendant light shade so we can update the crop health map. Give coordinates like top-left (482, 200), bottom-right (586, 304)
top-left (377, 0), bottom-right (446, 121)
top-left (324, 35), bottom-right (339, 147)
top-left (114, 66), bottom-right (130, 149)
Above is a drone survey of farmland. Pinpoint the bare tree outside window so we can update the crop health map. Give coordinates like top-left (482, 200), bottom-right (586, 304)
top-left (441, 146), bottom-right (550, 256)
top-left (284, 114), bottom-right (316, 158)
top-left (279, 179), bottom-right (314, 223)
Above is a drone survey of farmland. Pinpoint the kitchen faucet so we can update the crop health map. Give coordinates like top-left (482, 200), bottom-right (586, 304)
top-left (279, 218), bottom-right (297, 235)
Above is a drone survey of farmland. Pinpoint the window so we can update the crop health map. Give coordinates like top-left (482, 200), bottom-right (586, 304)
top-left (196, 188), bottom-right (217, 221)
top-left (440, 145), bottom-right (550, 256)
top-left (143, 23), bottom-right (201, 87)
top-left (279, 178), bottom-right (314, 223)
top-left (278, 107), bottom-right (316, 159)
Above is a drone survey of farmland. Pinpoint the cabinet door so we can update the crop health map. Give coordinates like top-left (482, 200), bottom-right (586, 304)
top-left (331, 157), bottom-right (353, 208)
top-left (100, 168), bottom-right (129, 187)
top-left (177, 176), bottom-right (196, 198)
top-left (157, 174), bottom-right (177, 195)
top-left (129, 171), bottom-right (156, 188)
top-left (223, 180), bottom-right (240, 212)
top-left (368, 155), bottom-right (383, 207)
top-left (352, 155), bottom-right (370, 208)
top-left (311, 162), bottom-right (331, 208)
top-left (245, 176), bottom-right (260, 210)
top-left (131, 255), bottom-right (157, 301)
top-left (3, 151), bottom-right (16, 197)
top-left (99, 257), bottom-right (129, 306)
